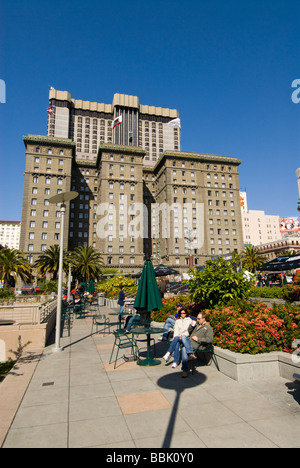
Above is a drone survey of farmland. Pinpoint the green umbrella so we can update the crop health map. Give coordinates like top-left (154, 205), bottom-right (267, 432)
top-left (88, 280), bottom-right (95, 294)
top-left (133, 260), bottom-right (164, 366)
top-left (134, 260), bottom-right (163, 314)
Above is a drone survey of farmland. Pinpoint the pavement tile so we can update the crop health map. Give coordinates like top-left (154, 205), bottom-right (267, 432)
top-left (195, 422), bottom-right (278, 448)
top-left (117, 390), bottom-right (172, 415)
top-left (68, 415), bottom-right (132, 448)
top-left (249, 414), bottom-right (300, 448)
top-left (3, 423), bottom-right (68, 449)
top-left (2, 306), bottom-right (300, 449)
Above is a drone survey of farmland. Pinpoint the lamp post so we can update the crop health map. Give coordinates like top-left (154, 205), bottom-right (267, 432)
top-left (49, 191), bottom-right (78, 352)
top-left (296, 169), bottom-right (300, 212)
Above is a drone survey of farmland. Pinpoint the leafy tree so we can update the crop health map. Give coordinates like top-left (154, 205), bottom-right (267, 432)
top-left (241, 245), bottom-right (266, 273)
top-left (34, 245), bottom-right (69, 280)
top-left (70, 245), bottom-right (104, 282)
top-left (0, 248), bottom-right (33, 287)
top-left (187, 256), bottom-right (252, 309)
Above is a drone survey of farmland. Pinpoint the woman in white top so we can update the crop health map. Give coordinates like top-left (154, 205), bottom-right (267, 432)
top-left (163, 309), bottom-right (196, 368)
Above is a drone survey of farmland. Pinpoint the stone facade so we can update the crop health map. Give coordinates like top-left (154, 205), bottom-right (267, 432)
top-left (20, 136), bottom-right (243, 274)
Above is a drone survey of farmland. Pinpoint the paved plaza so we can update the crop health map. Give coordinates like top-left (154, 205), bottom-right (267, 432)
top-left (0, 306), bottom-right (300, 449)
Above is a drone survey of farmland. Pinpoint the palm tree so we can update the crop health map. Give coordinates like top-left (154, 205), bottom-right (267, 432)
top-left (34, 245), bottom-right (68, 280)
top-left (70, 245), bottom-right (104, 282)
top-left (0, 248), bottom-right (33, 287)
top-left (241, 245), bottom-right (266, 273)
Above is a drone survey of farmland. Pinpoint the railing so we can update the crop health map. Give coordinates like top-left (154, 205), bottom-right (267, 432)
top-left (40, 299), bottom-right (58, 323)
top-left (0, 295), bottom-right (54, 307)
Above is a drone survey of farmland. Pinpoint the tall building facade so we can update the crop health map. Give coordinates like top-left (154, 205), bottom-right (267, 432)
top-left (19, 90), bottom-right (244, 274)
top-left (47, 89), bottom-right (180, 166)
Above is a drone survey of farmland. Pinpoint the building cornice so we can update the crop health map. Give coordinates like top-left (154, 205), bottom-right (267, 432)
top-left (23, 135), bottom-right (76, 149)
top-left (154, 151), bottom-right (241, 172)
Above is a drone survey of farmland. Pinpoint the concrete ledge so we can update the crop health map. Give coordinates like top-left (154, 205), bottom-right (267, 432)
top-left (212, 347), bottom-right (300, 382)
top-left (0, 313), bottom-right (56, 361)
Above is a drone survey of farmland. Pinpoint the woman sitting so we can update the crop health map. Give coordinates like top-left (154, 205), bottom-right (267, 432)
top-left (162, 308), bottom-right (196, 369)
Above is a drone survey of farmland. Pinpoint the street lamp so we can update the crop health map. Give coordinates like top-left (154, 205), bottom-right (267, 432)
top-left (296, 169), bottom-right (300, 212)
top-left (49, 191), bottom-right (78, 352)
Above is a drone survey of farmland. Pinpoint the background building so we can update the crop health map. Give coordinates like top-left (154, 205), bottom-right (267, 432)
top-left (19, 90), bottom-right (244, 274)
top-left (19, 135), bottom-right (74, 265)
top-left (0, 221), bottom-right (21, 249)
top-left (242, 210), bottom-right (281, 247)
top-left (47, 89), bottom-right (180, 166)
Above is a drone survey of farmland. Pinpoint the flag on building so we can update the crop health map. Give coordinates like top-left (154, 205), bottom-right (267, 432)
top-left (47, 105), bottom-right (54, 115)
top-left (112, 115), bottom-right (123, 129)
top-left (166, 118), bottom-right (181, 128)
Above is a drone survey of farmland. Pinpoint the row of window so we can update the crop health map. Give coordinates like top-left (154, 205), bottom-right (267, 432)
top-left (30, 210), bottom-right (61, 217)
top-left (29, 233), bottom-right (59, 240)
top-left (34, 156), bottom-right (64, 164)
top-left (29, 221), bottom-right (59, 229)
top-left (35, 148), bottom-right (64, 156)
top-left (32, 176), bottom-right (64, 185)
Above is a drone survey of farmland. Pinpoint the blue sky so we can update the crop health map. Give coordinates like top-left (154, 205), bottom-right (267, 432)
top-left (0, 0), bottom-right (299, 221)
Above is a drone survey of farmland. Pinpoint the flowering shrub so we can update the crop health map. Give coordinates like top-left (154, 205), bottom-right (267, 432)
top-left (151, 295), bottom-right (190, 322)
top-left (206, 302), bottom-right (300, 354)
top-left (151, 296), bottom-right (300, 355)
top-left (281, 284), bottom-right (300, 302)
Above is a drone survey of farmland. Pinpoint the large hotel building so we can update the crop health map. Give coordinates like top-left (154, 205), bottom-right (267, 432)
top-left (20, 89), bottom-right (244, 274)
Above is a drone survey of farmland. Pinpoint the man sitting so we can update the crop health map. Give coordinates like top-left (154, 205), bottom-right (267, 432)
top-left (181, 311), bottom-right (214, 378)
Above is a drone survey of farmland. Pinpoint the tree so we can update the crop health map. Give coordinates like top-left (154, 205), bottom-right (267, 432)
top-left (34, 245), bottom-right (68, 280)
top-left (0, 248), bottom-right (33, 287)
top-left (70, 245), bottom-right (104, 282)
top-left (241, 245), bottom-right (266, 273)
top-left (187, 256), bottom-right (252, 309)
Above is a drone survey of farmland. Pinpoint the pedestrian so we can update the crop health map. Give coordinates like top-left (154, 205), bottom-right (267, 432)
top-left (180, 311), bottom-right (214, 378)
top-left (157, 277), bottom-right (166, 298)
top-left (162, 308), bottom-right (196, 369)
top-left (117, 285), bottom-right (126, 327)
top-left (158, 302), bottom-right (183, 341)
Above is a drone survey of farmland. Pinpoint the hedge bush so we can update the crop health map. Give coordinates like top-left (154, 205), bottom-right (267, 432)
top-left (206, 301), bottom-right (300, 354)
top-left (151, 296), bottom-right (300, 355)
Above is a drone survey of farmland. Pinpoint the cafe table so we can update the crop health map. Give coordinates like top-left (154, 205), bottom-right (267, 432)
top-left (131, 325), bottom-right (166, 366)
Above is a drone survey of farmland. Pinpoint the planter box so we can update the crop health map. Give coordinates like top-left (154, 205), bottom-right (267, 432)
top-left (212, 346), bottom-right (300, 382)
